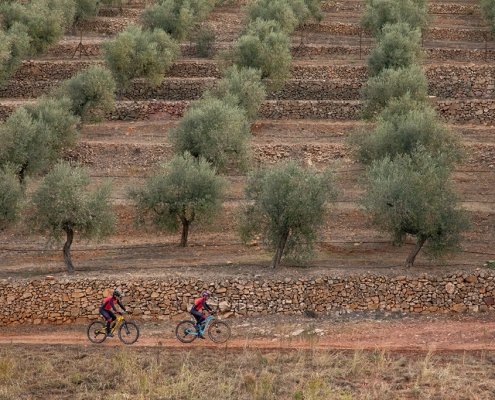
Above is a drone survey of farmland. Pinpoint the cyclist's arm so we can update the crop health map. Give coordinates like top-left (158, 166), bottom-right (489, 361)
top-left (203, 299), bottom-right (213, 312)
top-left (117, 299), bottom-right (126, 312)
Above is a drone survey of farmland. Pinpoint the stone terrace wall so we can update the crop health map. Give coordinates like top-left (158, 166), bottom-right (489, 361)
top-left (45, 41), bottom-right (495, 63)
top-left (2, 98), bottom-right (495, 124)
top-left (1, 271), bottom-right (494, 325)
top-left (3, 62), bottom-right (495, 101)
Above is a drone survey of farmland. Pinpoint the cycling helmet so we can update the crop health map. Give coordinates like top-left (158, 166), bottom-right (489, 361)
top-left (113, 290), bottom-right (122, 297)
top-left (202, 291), bottom-right (211, 297)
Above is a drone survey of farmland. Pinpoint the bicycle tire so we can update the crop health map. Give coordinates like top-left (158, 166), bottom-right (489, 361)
top-left (87, 321), bottom-right (107, 344)
top-left (208, 320), bottom-right (231, 343)
top-left (175, 320), bottom-right (197, 343)
top-left (118, 321), bottom-right (140, 344)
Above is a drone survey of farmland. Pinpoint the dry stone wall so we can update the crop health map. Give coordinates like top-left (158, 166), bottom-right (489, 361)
top-left (44, 41), bottom-right (495, 63)
top-left (2, 98), bottom-right (495, 124)
top-left (1, 271), bottom-right (495, 326)
top-left (302, 22), bottom-right (490, 42)
top-left (4, 62), bottom-right (495, 101)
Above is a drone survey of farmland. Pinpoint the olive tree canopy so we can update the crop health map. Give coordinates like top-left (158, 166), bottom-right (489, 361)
top-left (102, 25), bottom-right (180, 91)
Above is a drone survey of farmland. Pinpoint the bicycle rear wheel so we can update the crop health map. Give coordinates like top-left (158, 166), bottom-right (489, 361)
top-left (118, 321), bottom-right (140, 344)
top-left (87, 321), bottom-right (107, 344)
top-left (208, 320), bottom-right (231, 343)
top-left (175, 320), bottom-right (197, 343)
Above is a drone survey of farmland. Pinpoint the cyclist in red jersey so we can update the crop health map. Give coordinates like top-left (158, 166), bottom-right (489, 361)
top-left (99, 290), bottom-right (127, 337)
top-left (190, 291), bottom-right (214, 339)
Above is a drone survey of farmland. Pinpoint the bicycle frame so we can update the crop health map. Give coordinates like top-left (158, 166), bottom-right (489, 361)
top-left (190, 315), bottom-right (213, 336)
top-left (109, 315), bottom-right (124, 334)
top-left (95, 314), bottom-right (124, 335)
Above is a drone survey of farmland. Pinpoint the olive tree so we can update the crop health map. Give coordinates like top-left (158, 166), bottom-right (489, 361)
top-left (55, 65), bottom-right (116, 123)
top-left (129, 153), bottom-right (226, 247)
top-left (24, 95), bottom-right (80, 153)
top-left (367, 22), bottom-right (423, 76)
top-left (359, 65), bottom-right (428, 118)
top-left (0, 108), bottom-right (53, 183)
top-left (361, 0), bottom-right (429, 36)
top-left (193, 22), bottom-right (216, 58)
top-left (243, 0), bottom-right (302, 32)
top-left (208, 66), bottom-right (266, 122)
top-left (73, 0), bottom-right (100, 23)
top-left (49, 0), bottom-right (76, 27)
top-left (361, 151), bottom-right (469, 267)
top-left (0, 96), bottom-right (79, 183)
top-left (480, 0), bottom-right (495, 33)
top-left (0, 24), bottom-right (30, 88)
top-left (169, 97), bottom-right (251, 171)
top-left (28, 161), bottom-right (115, 272)
top-left (219, 19), bottom-right (292, 91)
top-left (141, 0), bottom-right (215, 41)
top-left (243, 0), bottom-right (323, 32)
top-left (0, 0), bottom-right (69, 55)
top-left (102, 25), bottom-right (180, 91)
top-left (239, 161), bottom-right (339, 268)
top-left (352, 100), bottom-right (463, 166)
top-left (0, 164), bottom-right (25, 230)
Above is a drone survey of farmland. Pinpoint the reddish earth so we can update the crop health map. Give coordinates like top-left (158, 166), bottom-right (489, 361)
top-left (2, 313), bottom-right (495, 353)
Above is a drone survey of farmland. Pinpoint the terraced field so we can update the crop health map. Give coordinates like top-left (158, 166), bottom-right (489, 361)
top-left (1, 0), bottom-right (495, 277)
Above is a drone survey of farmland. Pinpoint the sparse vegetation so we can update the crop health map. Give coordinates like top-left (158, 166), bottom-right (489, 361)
top-left (0, 344), bottom-right (494, 399)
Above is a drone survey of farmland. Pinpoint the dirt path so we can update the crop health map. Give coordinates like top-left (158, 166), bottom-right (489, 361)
top-left (3, 315), bottom-right (495, 353)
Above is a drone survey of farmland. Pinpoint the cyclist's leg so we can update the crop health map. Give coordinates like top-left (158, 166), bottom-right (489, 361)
top-left (108, 310), bottom-right (116, 331)
top-left (100, 310), bottom-right (113, 334)
top-left (190, 309), bottom-right (205, 331)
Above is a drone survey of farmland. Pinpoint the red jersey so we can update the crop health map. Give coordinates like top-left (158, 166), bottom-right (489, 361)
top-left (193, 297), bottom-right (212, 312)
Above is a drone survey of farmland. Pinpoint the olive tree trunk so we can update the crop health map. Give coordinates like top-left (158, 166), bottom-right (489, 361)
top-left (270, 229), bottom-right (289, 268)
top-left (179, 210), bottom-right (195, 247)
top-left (63, 227), bottom-right (75, 273)
top-left (405, 234), bottom-right (427, 268)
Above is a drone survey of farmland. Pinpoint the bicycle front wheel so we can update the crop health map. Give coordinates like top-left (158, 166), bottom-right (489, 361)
top-left (175, 320), bottom-right (197, 343)
top-left (208, 320), bottom-right (231, 343)
top-left (118, 321), bottom-right (140, 344)
top-left (87, 321), bottom-right (107, 344)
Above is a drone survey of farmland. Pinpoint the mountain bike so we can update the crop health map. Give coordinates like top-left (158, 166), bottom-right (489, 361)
top-left (87, 312), bottom-right (140, 345)
top-left (175, 312), bottom-right (231, 344)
